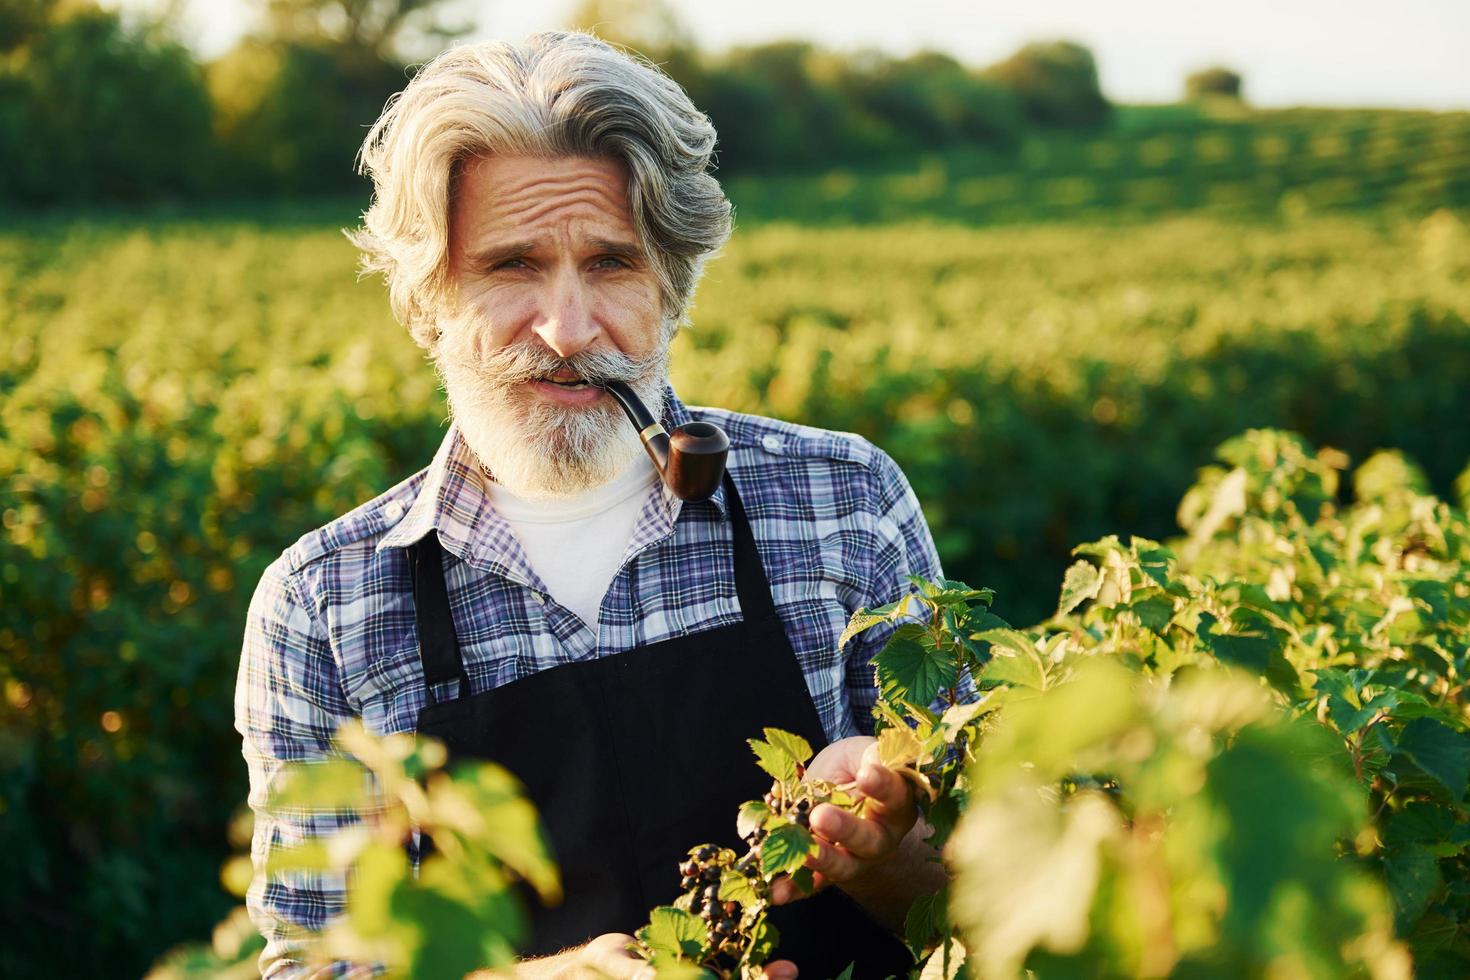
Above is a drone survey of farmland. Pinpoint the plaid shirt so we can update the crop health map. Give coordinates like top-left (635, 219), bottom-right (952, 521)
top-left (236, 387), bottom-right (943, 978)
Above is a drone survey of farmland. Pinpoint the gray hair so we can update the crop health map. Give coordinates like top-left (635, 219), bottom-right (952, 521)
top-left (347, 31), bottom-right (733, 350)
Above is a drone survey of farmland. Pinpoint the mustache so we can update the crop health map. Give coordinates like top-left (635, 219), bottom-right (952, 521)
top-left (472, 341), bottom-right (664, 388)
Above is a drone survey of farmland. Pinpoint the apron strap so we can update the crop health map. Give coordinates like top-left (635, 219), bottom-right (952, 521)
top-left (722, 472), bottom-right (783, 628)
top-left (406, 533), bottom-right (470, 706)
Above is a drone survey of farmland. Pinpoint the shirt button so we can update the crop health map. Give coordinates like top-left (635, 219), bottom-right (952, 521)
top-left (383, 500), bottom-right (404, 521)
top-left (761, 435), bottom-right (782, 452)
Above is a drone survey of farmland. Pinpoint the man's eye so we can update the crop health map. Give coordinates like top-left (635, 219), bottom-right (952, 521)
top-left (594, 256), bottom-right (631, 270)
top-left (494, 258), bottom-right (528, 271)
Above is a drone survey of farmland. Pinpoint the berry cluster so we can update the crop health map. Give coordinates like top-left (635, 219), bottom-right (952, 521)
top-left (662, 781), bottom-right (860, 975)
top-left (676, 844), bottom-right (765, 961)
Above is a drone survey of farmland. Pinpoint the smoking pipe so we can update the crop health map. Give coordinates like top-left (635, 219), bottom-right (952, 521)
top-left (595, 379), bottom-right (729, 501)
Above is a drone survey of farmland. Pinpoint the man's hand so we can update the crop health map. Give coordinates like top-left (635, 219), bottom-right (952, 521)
top-left (500, 933), bottom-right (797, 979)
top-left (769, 735), bottom-right (918, 905)
top-left (769, 735), bottom-right (944, 930)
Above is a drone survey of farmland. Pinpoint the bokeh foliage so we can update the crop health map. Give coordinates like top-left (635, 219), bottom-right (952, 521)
top-left (3, 0), bottom-right (1105, 206)
top-left (3, 201), bottom-right (1469, 974)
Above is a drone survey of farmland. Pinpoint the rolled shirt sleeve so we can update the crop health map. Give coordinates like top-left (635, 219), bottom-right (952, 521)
top-left (842, 444), bottom-right (977, 733)
top-left (235, 554), bottom-right (383, 979)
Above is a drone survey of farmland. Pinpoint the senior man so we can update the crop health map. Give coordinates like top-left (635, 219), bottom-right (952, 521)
top-left (238, 31), bottom-right (948, 979)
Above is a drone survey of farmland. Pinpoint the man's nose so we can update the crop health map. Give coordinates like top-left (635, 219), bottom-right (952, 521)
top-left (532, 270), bottom-right (600, 358)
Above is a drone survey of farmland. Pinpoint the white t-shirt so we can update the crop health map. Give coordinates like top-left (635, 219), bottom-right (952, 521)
top-left (483, 457), bottom-right (658, 631)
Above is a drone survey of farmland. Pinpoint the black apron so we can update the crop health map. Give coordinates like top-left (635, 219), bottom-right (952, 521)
top-left (407, 473), bottom-right (913, 979)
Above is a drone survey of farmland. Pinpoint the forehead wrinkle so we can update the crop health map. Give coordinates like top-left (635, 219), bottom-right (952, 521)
top-left (492, 166), bottom-right (629, 215)
top-left (498, 188), bottom-right (633, 232)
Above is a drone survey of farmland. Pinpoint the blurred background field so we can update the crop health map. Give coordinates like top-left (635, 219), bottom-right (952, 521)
top-left (3, 0), bottom-right (1470, 976)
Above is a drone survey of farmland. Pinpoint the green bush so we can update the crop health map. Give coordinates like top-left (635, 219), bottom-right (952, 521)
top-left (161, 429), bottom-right (1469, 977)
top-left (838, 50), bottom-right (1024, 152)
top-left (982, 40), bottom-right (1111, 129)
top-left (1186, 65), bottom-right (1244, 102)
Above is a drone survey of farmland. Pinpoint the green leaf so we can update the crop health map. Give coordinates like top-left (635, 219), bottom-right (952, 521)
top-left (747, 917), bottom-right (780, 963)
top-left (637, 906), bottom-right (709, 959)
top-left (876, 724), bottom-right (925, 770)
top-left (789, 865), bottom-right (815, 896)
top-left (347, 841), bottom-right (411, 939)
top-left (912, 577), bottom-right (995, 608)
top-left (1196, 612), bottom-right (1300, 694)
top-left (833, 964), bottom-right (856, 980)
top-left (718, 870), bottom-right (760, 907)
top-left (924, 793), bottom-right (962, 852)
top-left (1389, 689), bottom-right (1460, 725)
top-left (974, 629), bottom-right (1045, 690)
top-left (1056, 560), bottom-right (1102, 617)
top-left (748, 737), bottom-right (798, 786)
top-left (1312, 668), bottom-right (1357, 703)
top-left (1394, 718), bottom-right (1470, 800)
top-left (643, 960), bottom-right (712, 980)
top-left (938, 698), bottom-right (993, 736)
top-left (442, 764), bottom-right (562, 903)
top-left (1129, 594), bottom-right (1176, 635)
top-left (762, 821), bottom-right (817, 877)
top-left (395, 868), bottom-right (516, 980)
top-left (838, 596), bottom-right (912, 648)
top-left (874, 628), bottom-right (957, 708)
top-left (1385, 843), bottom-right (1444, 933)
top-left (904, 885), bottom-right (947, 956)
top-left (264, 839), bottom-right (331, 876)
top-left (1073, 535), bottom-right (1124, 559)
top-left (1329, 691), bottom-right (1398, 735)
top-left (736, 800), bottom-right (772, 840)
top-left (268, 758), bottom-right (369, 811)
top-left (761, 728), bottom-right (813, 767)
top-left (1133, 541), bottom-right (1175, 587)
top-left (1383, 803), bottom-right (1470, 855)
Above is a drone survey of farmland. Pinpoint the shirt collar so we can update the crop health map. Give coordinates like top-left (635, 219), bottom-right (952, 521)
top-left (376, 384), bottom-right (728, 566)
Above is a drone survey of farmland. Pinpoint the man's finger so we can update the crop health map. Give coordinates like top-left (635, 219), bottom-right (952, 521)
top-left (856, 761), bottom-right (917, 827)
top-left (770, 870), bottom-right (830, 905)
top-left (806, 836), bottom-right (863, 882)
top-left (763, 958), bottom-right (799, 979)
top-left (809, 802), bottom-right (890, 859)
top-left (581, 933), bottom-right (650, 978)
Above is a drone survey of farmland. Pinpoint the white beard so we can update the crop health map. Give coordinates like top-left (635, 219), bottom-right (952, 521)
top-left (433, 320), bottom-right (670, 500)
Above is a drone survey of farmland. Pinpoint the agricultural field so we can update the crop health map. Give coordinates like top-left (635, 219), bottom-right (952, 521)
top-left (4, 106), bottom-right (1470, 976)
top-left (729, 105), bottom-right (1470, 224)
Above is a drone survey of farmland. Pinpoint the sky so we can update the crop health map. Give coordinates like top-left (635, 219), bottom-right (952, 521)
top-left (118, 0), bottom-right (1470, 110)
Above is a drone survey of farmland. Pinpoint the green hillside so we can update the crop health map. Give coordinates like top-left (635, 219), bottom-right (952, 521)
top-left (728, 105), bottom-right (1470, 224)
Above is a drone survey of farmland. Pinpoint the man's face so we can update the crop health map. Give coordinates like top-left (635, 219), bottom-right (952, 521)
top-left (438, 153), bottom-right (670, 498)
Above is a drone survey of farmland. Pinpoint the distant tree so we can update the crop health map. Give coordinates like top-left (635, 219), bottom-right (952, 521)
top-left (565, 0), bottom-right (694, 58)
top-left (199, 0), bottom-right (471, 195)
top-left (254, 0), bottom-right (470, 61)
top-left (206, 37), bottom-right (405, 194)
top-left (0, 4), bottom-right (213, 204)
top-left (0, 0), bottom-right (58, 52)
top-left (696, 41), bottom-right (892, 171)
top-left (1186, 66), bottom-right (1244, 102)
top-left (983, 40), bottom-right (1110, 129)
top-left (840, 49), bottom-right (1023, 151)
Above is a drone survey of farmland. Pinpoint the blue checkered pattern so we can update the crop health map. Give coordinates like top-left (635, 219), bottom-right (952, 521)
top-left (236, 387), bottom-right (943, 977)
